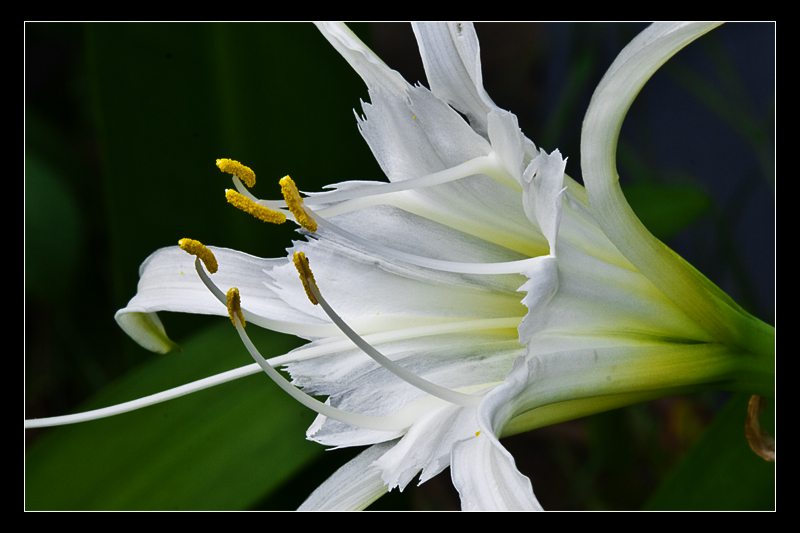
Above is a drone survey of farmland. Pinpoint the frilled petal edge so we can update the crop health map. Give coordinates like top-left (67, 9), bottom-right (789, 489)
top-left (298, 441), bottom-right (395, 511)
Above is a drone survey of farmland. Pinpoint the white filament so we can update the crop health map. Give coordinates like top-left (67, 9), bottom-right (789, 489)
top-left (231, 312), bottom-right (418, 432)
top-left (303, 273), bottom-right (483, 409)
top-left (301, 153), bottom-right (519, 206)
top-left (192, 257), bottom-right (343, 338)
top-left (24, 365), bottom-right (261, 429)
top-left (24, 314), bottom-right (520, 429)
top-left (253, 151), bottom-right (520, 215)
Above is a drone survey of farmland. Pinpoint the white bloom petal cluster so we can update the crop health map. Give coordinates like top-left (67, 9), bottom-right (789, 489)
top-left (27, 22), bottom-right (773, 510)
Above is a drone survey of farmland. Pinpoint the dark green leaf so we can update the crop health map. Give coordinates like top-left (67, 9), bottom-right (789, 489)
top-left (25, 322), bottom-right (320, 510)
top-left (644, 393), bottom-right (775, 510)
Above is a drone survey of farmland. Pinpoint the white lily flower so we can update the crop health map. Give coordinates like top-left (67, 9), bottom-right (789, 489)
top-left (25, 22), bottom-right (774, 511)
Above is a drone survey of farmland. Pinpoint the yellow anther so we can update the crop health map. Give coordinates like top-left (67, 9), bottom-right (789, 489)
top-left (280, 175), bottom-right (318, 233)
top-left (178, 238), bottom-right (218, 274)
top-left (292, 251), bottom-right (319, 305)
top-left (216, 158), bottom-right (256, 188)
top-left (225, 189), bottom-right (287, 224)
top-left (226, 287), bottom-right (246, 328)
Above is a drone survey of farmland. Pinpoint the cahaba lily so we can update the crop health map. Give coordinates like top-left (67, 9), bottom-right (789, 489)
top-left (25, 22), bottom-right (774, 510)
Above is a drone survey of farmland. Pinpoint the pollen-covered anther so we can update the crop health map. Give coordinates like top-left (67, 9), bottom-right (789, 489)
top-left (280, 175), bottom-right (318, 232)
top-left (178, 238), bottom-right (218, 274)
top-left (292, 251), bottom-right (319, 305)
top-left (226, 189), bottom-right (287, 224)
top-left (226, 287), bottom-right (246, 328)
top-left (216, 158), bottom-right (256, 188)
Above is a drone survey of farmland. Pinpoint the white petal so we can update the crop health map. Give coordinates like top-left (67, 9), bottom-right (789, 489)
top-left (488, 342), bottom-right (745, 439)
top-left (282, 232), bottom-right (526, 326)
top-left (450, 354), bottom-right (542, 510)
top-left (521, 148), bottom-right (567, 248)
top-left (298, 441), bottom-right (395, 511)
top-left (314, 22), bottom-right (408, 99)
top-left (524, 242), bottom-right (713, 351)
top-left (373, 402), bottom-right (479, 490)
top-left (114, 245), bottom-right (331, 351)
top-left (516, 255), bottom-right (559, 346)
top-left (295, 329), bottom-right (522, 448)
top-left (486, 108), bottom-right (530, 185)
top-left (114, 310), bottom-right (180, 354)
top-left (356, 84), bottom-right (492, 184)
top-left (412, 22), bottom-right (497, 137)
top-left (451, 433), bottom-right (541, 511)
top-left (579, 22), bottom-right (747, 344)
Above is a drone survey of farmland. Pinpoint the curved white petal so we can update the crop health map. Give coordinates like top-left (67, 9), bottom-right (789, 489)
top-left (298, 441), bottom-right (395, 511)
top-left (451, 432), bottom-right (541, 511)
top-left (580, 23), bottom-right (745, 341)
top-left (113, 245), bottom-right (339, 349)
top-left (115, 310), bottom-right (180, 354)
top-left (411, 22), bottom-right (497, 138)
top-left (451, 356), bottom-right (541, 511)
top-left (314, 22), bottom-right (408, 99)
top-left (521, 149), bottom-right (567, 249)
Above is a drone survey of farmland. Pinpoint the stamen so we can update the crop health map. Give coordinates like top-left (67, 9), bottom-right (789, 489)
top-left (279, 185), bottom-right (545, 275)
top-left (179, 238), bottom-right (218, 274)
top-left (227, 287), bottom-right (245, 328)
top-left (190, 256), bottom-right (342, 338)
top-left (217, 158), bottom-right (256, 188)
top-left (300, 152), bottom-right (520, 207)
top-left (24, 314), bottom-right (515, 429)
top-left (24, 364), bottom-right (263, 428)
top-left (226, 189), bottom-right (287, 224)
top-left (292, 252), bottom-right (482, 409)
top-left (225, 287), bottom-right (417, 432)
top-left (280, 175), bottom-right (318, 232)
top-left (292, 251), bottom-right (319, 305)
